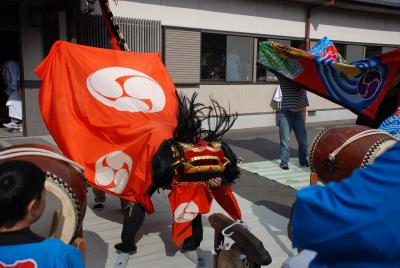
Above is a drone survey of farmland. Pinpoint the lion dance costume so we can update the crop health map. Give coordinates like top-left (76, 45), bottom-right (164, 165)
top-left (35, 2), bottom-right (241, 266)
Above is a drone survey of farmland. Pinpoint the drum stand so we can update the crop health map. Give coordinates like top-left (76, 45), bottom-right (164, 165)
top-left (310, 172), bottom-right (318, 186)
top-left (72, 235), bottom-right (86, 262)
top-left (208, 213), bottom-right (271, 268)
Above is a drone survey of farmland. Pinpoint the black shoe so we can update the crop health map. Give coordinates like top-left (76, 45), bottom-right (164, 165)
top-left (301, 163), bottom-right (310, 167)
top-left (280, 163), bottom-right (289, 170)
top-left (93, 202), bottom-right (104, 211)
top-left (114, 243), bottom-right (137, 255)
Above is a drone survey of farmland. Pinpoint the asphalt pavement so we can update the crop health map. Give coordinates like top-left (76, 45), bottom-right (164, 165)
top-left (223, 119), bottom-right (355, 218)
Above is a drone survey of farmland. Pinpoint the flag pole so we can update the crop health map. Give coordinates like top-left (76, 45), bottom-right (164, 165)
top-left (99, 0), bottom-right (130, 51)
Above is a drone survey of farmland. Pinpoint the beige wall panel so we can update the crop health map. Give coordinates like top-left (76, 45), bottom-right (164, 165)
top-left (111, 1), bottom-right (399, 44)
top-left (111, 0), bottom-right (306, 38)
top-left (307, 92), bottom-right (342, 110)
top-left (177, 84), bottom-right (342, 115)
top-left (310, 8), bottom-right (400, 45)
top-left (178, 84), bottom-right (274, 114)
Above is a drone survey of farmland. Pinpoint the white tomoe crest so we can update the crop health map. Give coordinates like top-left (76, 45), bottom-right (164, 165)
top-left (173, 201), bottom-right (199, 223)
top-left (86, 67), bottom-right (166, 112)
top-left (94, 150), bottom-right (133, 194)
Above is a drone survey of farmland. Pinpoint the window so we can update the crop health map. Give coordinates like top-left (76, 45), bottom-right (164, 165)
top-left (201, 33), bottom-right (253, 82)
top-left (346, 45), bottom-right (364, 63)
top-left (201, 33), bottom-right (226, 81)
top-left (335, 43), bottom-right (346, 59)
top-left (226, 36), bottom-right (253, 82)
top-left (291, 40), bottom-right (306, 50)
top-left (200, 34), bottom-right (393, 84)
top-left (365, 46), bottom-right (382, 58)
top-left (382, 46), bottom-right (398, 53)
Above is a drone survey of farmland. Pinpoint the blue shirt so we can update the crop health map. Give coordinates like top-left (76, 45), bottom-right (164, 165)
top-left (291, 141), bottom-right (400, 267)
top-left (0, 238), bottom-right (84, 268)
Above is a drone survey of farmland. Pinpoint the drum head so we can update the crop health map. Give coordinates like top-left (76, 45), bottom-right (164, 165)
top-left (31, 173), bottom-right (80, 244)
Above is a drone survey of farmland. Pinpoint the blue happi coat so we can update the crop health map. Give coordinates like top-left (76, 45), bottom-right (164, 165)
top-left (291, 141), bottom-right (400, 267)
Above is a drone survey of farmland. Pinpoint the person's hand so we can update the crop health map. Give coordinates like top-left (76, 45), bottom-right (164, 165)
top-left (207, 177), bottom-right (222, 187)
top-left (302, 108), bottom-right (307, 122)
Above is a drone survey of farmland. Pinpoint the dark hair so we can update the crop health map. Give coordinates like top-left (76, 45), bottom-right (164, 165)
top-left (174, 92), bottom-right (238, 143)
top-left (0, 160), bottom-right (46, 228)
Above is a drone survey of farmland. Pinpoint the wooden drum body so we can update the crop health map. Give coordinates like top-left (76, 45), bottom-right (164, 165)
top-left (309, 125), bottom-right (397, 184)
top-left (0, 144), bottom-right (87, 244)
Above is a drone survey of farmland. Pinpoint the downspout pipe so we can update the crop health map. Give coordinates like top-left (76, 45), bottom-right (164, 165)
top-left (305, 0), bottom-right (335, 51)
top-left (305, 6), bottom-right (312, 50)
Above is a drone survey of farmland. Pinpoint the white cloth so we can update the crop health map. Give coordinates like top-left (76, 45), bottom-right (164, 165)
top-left (270, 85), bottom-right (282, 111)
top-left (6, 91), bottom-right (22, 120)
top-left (273, 85), bottom-right (282, 102)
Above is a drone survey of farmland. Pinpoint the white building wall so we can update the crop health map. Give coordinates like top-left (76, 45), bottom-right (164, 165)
top-left (110, 0), bottom-right (306, 38)
top-left (110, 1), bottom-right (400, 45)
top-left (178, 84), bottom-right (344, 114)
top-left (97, 1), bottom-right (395, 128)
top-left (177, 85), bottom-right (356, 129)
top-left (310, 7), bottom-right (400, 45)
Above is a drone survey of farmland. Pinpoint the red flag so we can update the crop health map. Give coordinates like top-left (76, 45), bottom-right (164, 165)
top-left (35, 41), bottom-right (178, 212)
top-left (259, 41), bottom-right (400, 120)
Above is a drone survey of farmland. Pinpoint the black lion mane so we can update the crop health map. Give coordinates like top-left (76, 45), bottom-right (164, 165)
top-left (152, 93), bottom-right (240, 189)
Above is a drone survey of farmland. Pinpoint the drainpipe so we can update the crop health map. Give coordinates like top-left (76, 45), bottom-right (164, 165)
top-left (305, 0), bottom-right (335, 51)
top-left (305, 6), bottom-right (312, 50)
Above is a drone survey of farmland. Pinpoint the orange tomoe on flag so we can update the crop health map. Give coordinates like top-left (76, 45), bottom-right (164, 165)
top-left (35, 41), bottom-right (178, 212)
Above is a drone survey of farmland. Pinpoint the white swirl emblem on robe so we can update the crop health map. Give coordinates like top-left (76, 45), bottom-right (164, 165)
top-left (173, 201), bottom-right (199, 223)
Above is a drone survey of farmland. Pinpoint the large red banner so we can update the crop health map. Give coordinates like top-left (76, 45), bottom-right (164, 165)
top-left (36, 41), bottom-right (178, 212)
